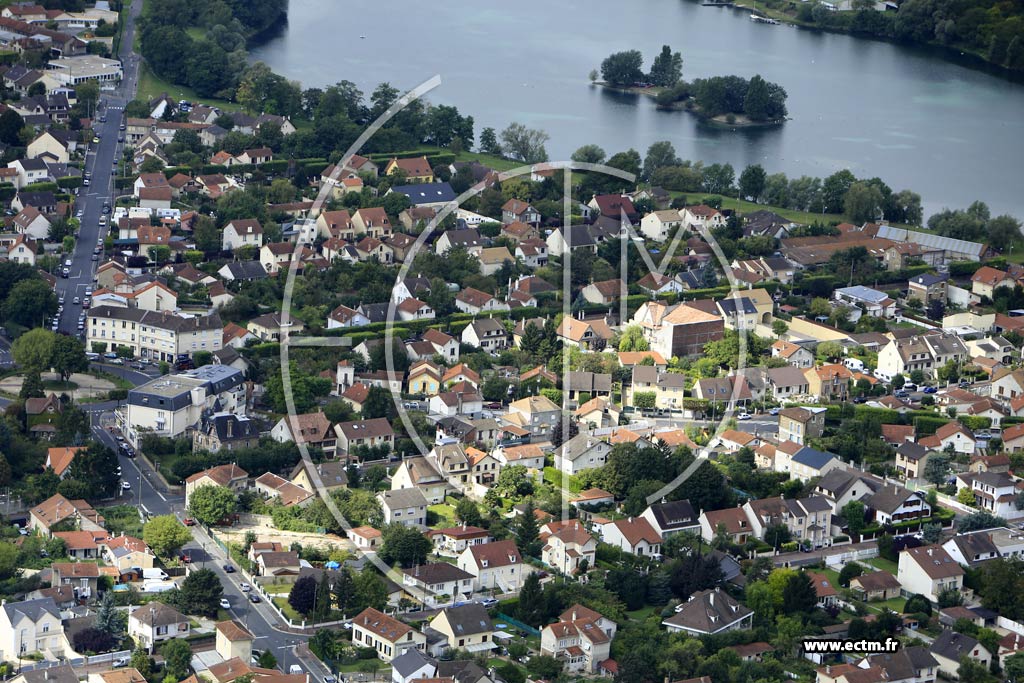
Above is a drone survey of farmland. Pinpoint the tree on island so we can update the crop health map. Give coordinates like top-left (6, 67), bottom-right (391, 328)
top-left (648, 45), bottom-right (683, 87)
top-left (600, 50), bottom-right (644, 86)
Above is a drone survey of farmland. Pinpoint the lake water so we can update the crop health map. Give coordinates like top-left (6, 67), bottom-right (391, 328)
top-left (250, 0), bottom-right (1024, 218)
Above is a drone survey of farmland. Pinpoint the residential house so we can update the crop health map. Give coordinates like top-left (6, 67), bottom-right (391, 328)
top-left (777, 407), bottom-right (825, 445)
top-left (556, 433), bottom-right (612, 476)
top-left (128, 602), bottom-right (189, 651)
top-left (864, 485), bottom-right (932, 525)
top-left (501, 199), bottom-right (540, 226)
top-left (600, 517), bottom-right (662, 557)
top-left (455, 287), bottom-right (509, 315)
top-left (929, 631), bottom-right (990, 680)
top-left (539, 606), bottom-right (613, 674)
top-left (378, 488), bottom-right (428, 529)
top-left (662, 588), bottom-right (753, 635)
top-left (639, 209), bottom-right (683, 241)
top-left (352, 607), bottom-right (426, 662)
top-left (833, 285), bottom-right (897, 318)
top-left (215, 620), bottom-right (255, 663)
top-left (29, 493), bottom-right (105, 535)
top-left (918, 421), bottom-right (976, 456)
top-left (504, 395), bottom-right (561, 439)
top-left (384, 156), bottom-right (434, 183)
top-left (971, 266), bottom-right (1014, 299)
top-left (848, 570), bottom-right (903, 603)
top-left (556, 316), bottom-right (614, 352)
top-left (0, 598), bottom-right (63, 661)
top-left (255, 551), bottom-right (301, 578)
top-left (271, 412), bottom-right (336, 457)
top-left (699, 507), bottom-right (751, 545)
top-left (428, 604), bottom-right (494, 654)
top-left (765, 365), bottom-right (810, 401)
top-left (640, 500), bottom-right (699, 538)
top-left (897, 545), bottom-right (965, 603)
top-left (457, 539), bottom-right (525, 593)
top-left (221, 219), bottom-right (263, 251)
top-left (402, 563), bottom-right (475, 607)
top-left (184, 464), bottom-right (249, 509)
top-left (391, 456), bottom-right (449, 505)
top-left (541, 521), bottom-right (597, 576)
top-left (894, 442), bottom-right (931, 481)
top-left (804, 364), bottom-right (852, 402)
top-left (771, 340), bottom-right (815, 368)
top-left (581, 279), bottom-right (623, 306)
top-left (461, 318), bottom-right (508, 352)
top-left (908, 272), bottom-right (949, 304)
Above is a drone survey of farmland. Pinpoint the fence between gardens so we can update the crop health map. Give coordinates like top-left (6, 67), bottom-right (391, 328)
top-left (495, 613), bottom-right (540, 637)
top-left (18, 649), bottom-right (131, 672)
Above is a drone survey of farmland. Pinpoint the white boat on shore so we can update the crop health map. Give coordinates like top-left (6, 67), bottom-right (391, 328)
top-left (750, 14), bottom-right (779, 23)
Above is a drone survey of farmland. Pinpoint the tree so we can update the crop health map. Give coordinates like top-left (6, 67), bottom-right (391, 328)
top-left (455, 498), bottom-right (482, 527)
top-left (479, 127), bottom-right (501, 155)
top-left (782, 571), bottom-right (818, 614)
top-left (187, 485), bottom-right (237, 526)
top-left (904, 593), bottom-right (932, 616)
top-left (571, 144), bottom-right (606, 165)
top-left (921, 522), bottom-right (943, 544)
top-left (494, 465), bottom-right (534, 499)
top-left (66, 441), bottom-right (120, 498)
top-left (923, 452), bottom-right (951, 486)
top-left (550, 419), bottom-right (578, 448)
top-left (289, 575), bottom-right (318, 616)
top-left (648, 45), bottom-right (683, 87)
top-left (517, 571), bottom-right (544, 626)
top-left (257, 651), bottom-right (278, 669)
top-left (143, 515), bottom-right (192, 558)
top-left (642, 140), bottom-right (680, 180)
top-left (499, 122), bottom-right (549, 163)
top-left (176, 568), bottom-right (223, 617)
top-left (130, 646), bottom-right (152, 677)
top-left (95, 590), bottom-right (124, 637)
top-left (822, 169), bottom-right (857, 213)
top-left (377, 523), bottom-right (432, 567)
top-left (838, 562), bottom-right (864, 587)
top-left (4, 278), bottom-right (57, 329)
top-left (0, 109), bottom-right (24, 145)
top-left (958, 487), bottom-right (978, 505)
top-left (618, 325), bottom-right (650, 352)
top-left (50, 334), bottom-right (87, 382)
top-left (193, 214), bottom-right (221, 253)
top-left (161, 638), bottom-right (192, 680)
top-left (772, 320), bottom-right (789, 338)
top-left (0, 542), bottom-right (19, 580)
top-left (361, 386), bottom-right (396, 420)
top-left (1006, 652), bottom-right (1024, 683)
top-left (74, 627), bottom-right (116, 654)
top-left (979, 557), bottom-right (1024, 620)
top-left (743, 74), bottom-right (787, 121)
top-left (514, 501), bottom-right (541, 557)
top-left (600, 50), bottom-right (644, 86)
top-left (844, 181), bottom-right (884, 222)
top-left (739, 164), bottom-right (767, 201)
top-left (957, 656), bottom-right (996, 683)
top-left (526, 655), bottom-right (563, 681)
top-left (12, 327), bottom-right (56, 373)
top-left (842, 500), bottom-right (866, 537)
top-left (989, 214), bottom-right (1023, 251)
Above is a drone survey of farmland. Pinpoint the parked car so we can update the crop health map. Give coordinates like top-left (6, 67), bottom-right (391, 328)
top-left (183, 517), bottom-right (195, 526)
top-left (113, 657), bottom-right (130, 668)
top-left (240, 582), bottom-right (251, 592)
top-left (219, 598), bottom-right (231, 609)
top-left (248, 593), bottom-right (261, 603)
top-left (121, 481), bottom-right (131, 490)
top-left (737, 412), bottom-right (751, 420)
top-left (223, 564), bottom-right (235, 573)
top-left (479, 597), bottom-right (499, 608)
top-left (923, 386), bottom-right (937, 394)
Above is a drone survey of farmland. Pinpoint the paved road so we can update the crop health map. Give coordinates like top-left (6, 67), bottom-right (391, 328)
top-left (56, 0), bottom-right (144, 336)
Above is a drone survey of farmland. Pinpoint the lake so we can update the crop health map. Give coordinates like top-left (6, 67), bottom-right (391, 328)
top-left (250, 0), bottom-right (1024, 218)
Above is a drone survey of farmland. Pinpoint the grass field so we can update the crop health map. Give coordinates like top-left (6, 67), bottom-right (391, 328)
top-left (136, 65), bottom-right (243, 113)
top-left (866, 557), bottom-right (899, 574)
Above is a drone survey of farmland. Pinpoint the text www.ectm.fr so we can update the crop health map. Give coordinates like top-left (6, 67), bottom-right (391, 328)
top-left (802, 638), bottom-right (901, 654)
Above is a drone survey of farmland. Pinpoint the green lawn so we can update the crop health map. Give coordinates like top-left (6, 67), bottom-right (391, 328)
top-left (454, 151), bottom-right (522, 172)
top-left (866, 597), bottom-right (907, 614)
top-left (136, 64), bottom-right (243, 113)
top-left (273, 596), bottom-right (303, 621)
top-left (714, 195), bottom-right (846, 226)
top-left (428, 503), bottom-right (456, 526)
top-left (866, 557), bottom-right (899, 574)
top-left (625, 605), bottom-right (661, 620)
top-left (99, 505), bottom-right (145, 537)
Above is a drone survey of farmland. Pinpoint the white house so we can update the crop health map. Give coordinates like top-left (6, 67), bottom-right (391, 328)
top-left (897, 545), bottom-right (965, 603)
top-left (0, 598), bottom-right (63, 661)
top-left (221, 219), bottom-right (264, 251)
top-left (598, 517), bottom-right (662, 557)
top-left (456, 539), bottom-right (525, 593)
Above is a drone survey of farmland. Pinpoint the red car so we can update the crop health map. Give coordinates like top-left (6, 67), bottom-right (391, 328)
top-left (183, 518), bottom-right (195, 526)
top-left (180, 554), bottom-right (191, 564)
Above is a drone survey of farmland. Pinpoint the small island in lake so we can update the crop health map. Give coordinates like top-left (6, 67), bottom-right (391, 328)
top-left (593, 45), bottom-right (789, 127)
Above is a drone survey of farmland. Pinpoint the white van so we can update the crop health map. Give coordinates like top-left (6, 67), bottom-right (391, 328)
top-left (874, 369), bottom-right (894, 383)
top-left (142, 580), bottom-right (175, 593)
top-left (142, 568), bottom-right (169, 581)
top-left (843, 358), bottom-right (865, 372)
